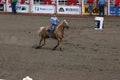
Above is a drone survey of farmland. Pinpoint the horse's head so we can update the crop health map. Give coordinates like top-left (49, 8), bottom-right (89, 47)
top-left (63, 20), bottom-right (69, 29)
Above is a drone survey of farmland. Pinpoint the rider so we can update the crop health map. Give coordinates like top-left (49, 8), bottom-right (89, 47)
top-left (48, 14), bottom-right (60, 33)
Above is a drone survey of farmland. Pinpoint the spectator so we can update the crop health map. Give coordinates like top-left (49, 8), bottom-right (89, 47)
top-left (44, 0), bottom-right (51, 4)
top-left (67, 0), bottom-right (77, 5)
top-left (11, 0), bottom-right (17, 14)
top-left (98, 0), bottom-right (106, 16)
top-left (88, 0), bottom-right (94, 16)
top-left (115, 0), bottom-right (120, 16)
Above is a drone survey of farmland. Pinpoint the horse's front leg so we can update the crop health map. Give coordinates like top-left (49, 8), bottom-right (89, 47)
top-left (59, 39), bottom-right (63, 51)
top-left (52, 38), bottom-right (62, 51)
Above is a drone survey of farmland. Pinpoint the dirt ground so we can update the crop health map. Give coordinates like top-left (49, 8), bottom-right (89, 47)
top-left (0, 14), bottom-right (120, 80)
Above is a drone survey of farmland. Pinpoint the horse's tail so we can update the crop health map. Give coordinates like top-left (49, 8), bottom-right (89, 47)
top-left (38, 26), bottom-right (44, 34)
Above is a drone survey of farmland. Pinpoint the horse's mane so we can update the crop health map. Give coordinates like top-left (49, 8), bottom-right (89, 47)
top-left (56, 19), bottom-right (66, 30)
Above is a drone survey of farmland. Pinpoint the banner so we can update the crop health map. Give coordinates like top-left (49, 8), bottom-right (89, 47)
top-left (110, 6), bottom-right (120, 15)
top-left (84, 5), bottom-right (98, 15)
top-left (109, 0), bottom-right (120, 15)
top-left (16, 4), bottom-right (29, 13)
top-left (57, 5), bottom-right (81, 14)
top-left (32, 5), bottom-right (55, 14)
top-left (7, 4), bottom-right (29, 13)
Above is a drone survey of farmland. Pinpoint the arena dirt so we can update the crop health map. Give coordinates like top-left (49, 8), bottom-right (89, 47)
top-left (0, 14), bottom-right (120, 80)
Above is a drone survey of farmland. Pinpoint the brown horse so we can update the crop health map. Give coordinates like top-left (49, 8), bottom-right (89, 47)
top-left (36, 19), bottom-right (69, 51)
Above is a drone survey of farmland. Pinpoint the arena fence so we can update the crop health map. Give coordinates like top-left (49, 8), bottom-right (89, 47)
top-left (0, 0), bottom-right (119, 16)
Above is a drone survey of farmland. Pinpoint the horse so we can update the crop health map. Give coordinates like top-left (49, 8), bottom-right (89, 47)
top-left (35, 19), bottom-right (69, 51)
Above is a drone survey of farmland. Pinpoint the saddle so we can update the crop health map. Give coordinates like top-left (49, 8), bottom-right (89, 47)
top-left (46, 26), bottom-right (56, 38)
top-left (48, 32), bottom-right (55, 38)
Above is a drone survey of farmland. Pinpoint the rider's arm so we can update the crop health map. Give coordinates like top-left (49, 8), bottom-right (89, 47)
top-left (50, 18), bottom-right (54, 24)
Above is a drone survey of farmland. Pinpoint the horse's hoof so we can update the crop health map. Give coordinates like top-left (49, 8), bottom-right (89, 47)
top-left (34, 46), bottom-right (41, 49)
top-left (52, 48), bottom-right (56, 50)
top-left (60, 48), bottom-right (63, 51)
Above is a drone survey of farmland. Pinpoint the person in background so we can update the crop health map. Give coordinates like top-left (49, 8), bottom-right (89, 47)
top-left (115, 0), bottom-right (120, 16)
top-left (11, 0), bottom-right (17, 14)
top-left (88, 0), bottom-right (94, 16)
top-left (48, 14), bottom-right (60, 34)
top-left (98, 0), bottom-right (106, 16)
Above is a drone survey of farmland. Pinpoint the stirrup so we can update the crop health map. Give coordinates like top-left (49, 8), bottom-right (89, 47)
top-left (48, 33), bottom-right (52, 37)
top-left (49, 32), bottom-right (55, 38)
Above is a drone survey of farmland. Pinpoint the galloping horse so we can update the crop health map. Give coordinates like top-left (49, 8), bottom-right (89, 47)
top-left (36, 19), bottom-right (69, 51)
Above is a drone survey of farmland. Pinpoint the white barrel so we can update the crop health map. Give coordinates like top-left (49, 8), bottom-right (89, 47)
top-left (94, 17), bottom-right (104, 30)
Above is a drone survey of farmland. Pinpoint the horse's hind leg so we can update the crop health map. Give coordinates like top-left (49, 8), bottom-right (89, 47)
top-left (41, 38), bottom-right (46, 46)
top-left (35, 37), bottom-right (43, 49)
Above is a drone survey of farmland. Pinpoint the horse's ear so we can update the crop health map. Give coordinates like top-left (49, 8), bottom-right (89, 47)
top-left (63, 19), bottom-right (67, 23)
top-left (62, 20), bottom-right (66, 23)
top-left (63, 19), bottom-right (66, 22)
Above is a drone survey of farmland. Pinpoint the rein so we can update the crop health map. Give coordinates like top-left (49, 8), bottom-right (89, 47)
top-left (55, 20), bottom-right (65, 32)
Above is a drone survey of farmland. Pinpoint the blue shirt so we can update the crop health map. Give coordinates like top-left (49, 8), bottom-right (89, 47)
top-left (98, 0), bottom-right (106, 5)
top-left (50, 17), bottom-right (60, 25)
